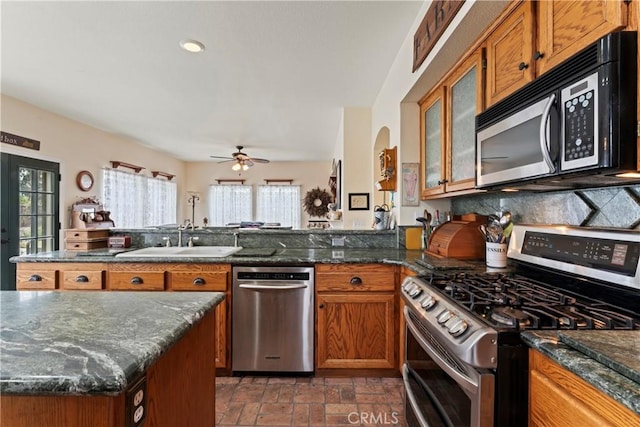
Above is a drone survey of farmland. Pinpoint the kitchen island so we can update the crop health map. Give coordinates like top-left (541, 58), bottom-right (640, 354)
top-left (0, 290), bottom-right (224, 427)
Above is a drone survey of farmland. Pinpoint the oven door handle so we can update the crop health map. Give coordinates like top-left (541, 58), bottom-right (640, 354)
top-left (404, 306), bottom-right (479, 395)
top-left (402, 364), bottom-right (432, 427)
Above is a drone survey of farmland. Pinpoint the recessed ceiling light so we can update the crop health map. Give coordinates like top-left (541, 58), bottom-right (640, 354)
top-left (179, 39), bottom-right (205, 53)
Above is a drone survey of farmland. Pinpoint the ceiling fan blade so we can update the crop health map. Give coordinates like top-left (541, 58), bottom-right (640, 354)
top-left (244, 159), bottom-right (255, 167)
top-left (249, 158), bottom-right (270, 163)
top-left (210, 155), bottom-right (234, 160)
top-left (216, 159), bottom-right (235, 164)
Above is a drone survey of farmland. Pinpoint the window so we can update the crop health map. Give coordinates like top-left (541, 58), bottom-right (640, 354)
top-left (207, 185), bottom-right (252, 226)
top-left (257, 185), bottom-right (301, 228)
top-left (102, 168), bottom-right (176, 228)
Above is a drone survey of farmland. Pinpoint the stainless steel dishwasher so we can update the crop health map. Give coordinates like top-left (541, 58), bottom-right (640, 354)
top-left (232, 265), bottom-right (314, 373)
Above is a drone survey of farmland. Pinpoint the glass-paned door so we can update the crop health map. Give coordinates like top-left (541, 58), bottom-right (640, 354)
top-left (1, 153), bottom-right (60, 289)
top-left (420, 86), bottom-right (446, 198)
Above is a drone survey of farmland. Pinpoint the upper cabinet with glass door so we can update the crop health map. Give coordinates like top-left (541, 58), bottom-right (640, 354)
top-left (420, 49), bottom-right (483, 199)
top-left (486, 0), bottom-right (628, 107)
top-left (420, 87), bottom-right (446, 198)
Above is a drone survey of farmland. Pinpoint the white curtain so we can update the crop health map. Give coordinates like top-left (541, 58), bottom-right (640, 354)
top-left (256, 185), bottom-right (301, 228)
top-left (102, 168), bottom-right (176, 228)
top-left (208, 185), bottom-right (252, 226)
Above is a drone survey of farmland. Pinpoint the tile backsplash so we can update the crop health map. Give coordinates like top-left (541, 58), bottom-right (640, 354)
top-left (451, 185), bottom-right (640, 230)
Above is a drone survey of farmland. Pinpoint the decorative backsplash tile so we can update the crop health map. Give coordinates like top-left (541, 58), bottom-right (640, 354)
top-left (451, 185), bottom-right (640, 230)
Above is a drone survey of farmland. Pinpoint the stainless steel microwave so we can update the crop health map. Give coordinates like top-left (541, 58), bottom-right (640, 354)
top-left (476, 31), bottom-right (638, 190)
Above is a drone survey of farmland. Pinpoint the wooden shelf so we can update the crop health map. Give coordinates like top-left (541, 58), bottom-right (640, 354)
top-left (216, 179), bottom-right (245, 184)
top-left (264, 179), bottom-right (293, 184)
top-left (110, 161), bottom-right (144, 173)
top-left (151, 171), bottom-right (175, 181)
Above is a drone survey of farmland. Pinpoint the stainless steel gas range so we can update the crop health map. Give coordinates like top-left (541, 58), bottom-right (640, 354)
top-left (401, 224), bottom-right (640, 427)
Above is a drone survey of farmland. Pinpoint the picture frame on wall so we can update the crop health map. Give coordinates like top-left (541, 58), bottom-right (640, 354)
top-left (348, 193), bottom-right (369, 211)
top-left (401, 163), bottom-right (420, 206)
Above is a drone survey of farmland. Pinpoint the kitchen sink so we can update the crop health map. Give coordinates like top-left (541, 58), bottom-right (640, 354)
top-left (115, 246), bottom-right (243, 258)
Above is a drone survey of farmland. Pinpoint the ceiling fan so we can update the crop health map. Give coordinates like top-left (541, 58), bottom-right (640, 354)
top-left (210, 146), bottom-right (270, 171)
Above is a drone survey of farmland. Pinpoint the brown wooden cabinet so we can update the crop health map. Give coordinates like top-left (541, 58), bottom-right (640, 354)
top-left (165, 263), bottom-right (230, 370)
top-left (16, 263), bottom-right (58, 290)
top-left (536, 0), bottom-right (628, 76)
top-left (315, 264), bottom-right (397, 370)
top-left (107, 263), bottom-right (165, 291)
top-left (485, 0), bottom-right (535, 107)
top-left (485, 0), bottom-right (628, 107)
top-left (420, 48), bottom-right (484, 199)
top-left (529, 350), bottom-right (639, 427)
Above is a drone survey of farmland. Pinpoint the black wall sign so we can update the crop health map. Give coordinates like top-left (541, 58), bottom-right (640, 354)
top-left (1, 131), bottom-right (41, 151)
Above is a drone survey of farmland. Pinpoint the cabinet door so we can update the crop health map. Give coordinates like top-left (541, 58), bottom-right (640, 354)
top-left (485, 0), bottom-right (535, 107)
top-left (215, 297), bottom-right (227, 370)
top-left (445, 49), bottom-right (484, 193)
top-left (316, 292), bottom-right (395, 369)
top-left (529, 350), bottom-right (639, 427)
top-left (536, 0), bottom-right (628, 76)
top-left (420, 86), bottom-right (447, 198)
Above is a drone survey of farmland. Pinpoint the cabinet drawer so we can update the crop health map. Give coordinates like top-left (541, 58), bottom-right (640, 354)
top-left (60, 269), bottom-right (105, 290)
top-left (168, 271), bottom-right (228, 291)
top-left (108, 272), bottom-right (165, 290)
top-left (16, 268), bottom-right (57, 290)
top-left (316, 264), bottom-right (396, 292)
top-left (65, 229), bottom-right (110, 240)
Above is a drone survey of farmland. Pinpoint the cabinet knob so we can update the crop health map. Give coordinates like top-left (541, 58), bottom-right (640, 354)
top-left (534, 51), bottom-right (544, 60)
top-left (319, 303), bottom-right (325, 309)
top-left (130, 276), bottom-right (143, 285)
top-left (350, 276), bottom-right (363, 285)
top-left (75, 275), bottom-right (89, 283)
top-left (193, 277), bottom-right (206, 286)
top-left (28, 274), bottom-right (42, 282)
top-left (437, 179), bottom-right (448, 185)
top-left (518, 62), bottom-right (529, 71)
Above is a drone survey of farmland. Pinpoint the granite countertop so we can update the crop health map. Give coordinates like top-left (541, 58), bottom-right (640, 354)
top-left (522, 330), bottom-right (640, 415)
top-left (0, 291), bottom-right (225, 396)
top-left (9, 247), bottom-right (491, 275)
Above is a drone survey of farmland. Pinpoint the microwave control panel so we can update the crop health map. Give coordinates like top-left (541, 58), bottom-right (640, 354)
top-left (561, 72), bottom-right (599, 170)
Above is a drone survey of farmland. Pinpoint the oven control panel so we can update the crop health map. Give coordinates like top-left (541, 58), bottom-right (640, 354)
top-left (510, 225), bottom-right (640, 291)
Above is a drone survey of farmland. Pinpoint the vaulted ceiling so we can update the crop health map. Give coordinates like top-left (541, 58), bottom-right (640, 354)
top-left (1, 1), bottom-right (423, 162)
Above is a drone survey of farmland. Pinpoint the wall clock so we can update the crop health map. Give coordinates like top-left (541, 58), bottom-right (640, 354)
top-left (76, 170), bottom-right (94, 191)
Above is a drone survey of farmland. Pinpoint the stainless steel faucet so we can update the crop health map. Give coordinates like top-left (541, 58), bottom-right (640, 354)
top-left (177, 220), bottom-right (195, 247)
top-left (234, 232), bottom-right (239, 247)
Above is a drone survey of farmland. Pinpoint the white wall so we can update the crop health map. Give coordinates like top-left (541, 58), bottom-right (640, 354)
top-left (185, 160), bottom-right (332, 228)
top-left (1, 95), bottom-right (186, 230)
top-left (371, 0), bottom-right (508, 225)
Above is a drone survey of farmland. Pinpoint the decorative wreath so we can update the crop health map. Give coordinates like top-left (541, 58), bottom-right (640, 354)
top-left (303, 187), bottom-right (333, 217)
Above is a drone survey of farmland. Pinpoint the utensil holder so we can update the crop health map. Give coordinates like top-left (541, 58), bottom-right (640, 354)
top-left (486, 242), bottom-right (507, 268)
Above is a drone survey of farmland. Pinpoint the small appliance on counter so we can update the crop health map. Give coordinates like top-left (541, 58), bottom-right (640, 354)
top-left (426, 213), bottom-right (486, 259)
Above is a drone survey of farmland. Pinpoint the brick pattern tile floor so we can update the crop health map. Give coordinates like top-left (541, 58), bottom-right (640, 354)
top-left (216, 376), bottom-right (406, 426)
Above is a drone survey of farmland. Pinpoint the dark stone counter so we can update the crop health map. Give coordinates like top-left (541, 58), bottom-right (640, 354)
top-left (0, 291), bottom-right (224, 396)
top-left (521, 330), bottom-right (640, 415)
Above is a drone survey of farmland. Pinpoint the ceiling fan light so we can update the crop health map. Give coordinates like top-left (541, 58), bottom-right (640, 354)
top-left (242, 163), bottom-right (250, 171)
top-left (231, 162), bottom-right (242, 171)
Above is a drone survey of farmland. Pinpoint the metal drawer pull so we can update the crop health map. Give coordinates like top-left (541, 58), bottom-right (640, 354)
top-left (193, 277), bottom-right (206, 285)
top-left (350, 276), bottom-right (363, 285)
top-left (518, 61), bottom-right (529, 71)
top-left (28, 274), bottom-right (42, 282)
top-left (75, 275), bottom-right (89, 283)
top-left (130, 276), bottom-right (143, 285)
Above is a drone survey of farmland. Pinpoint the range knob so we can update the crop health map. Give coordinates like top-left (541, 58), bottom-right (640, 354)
top-left (420, 295), bottom-right (438, 310)
top-left (408, 287), bottom-right (423, 299)
top-left (447, 319), bottom-right (469, 337)
top-left (436, 310), bottom-right (455, 325)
